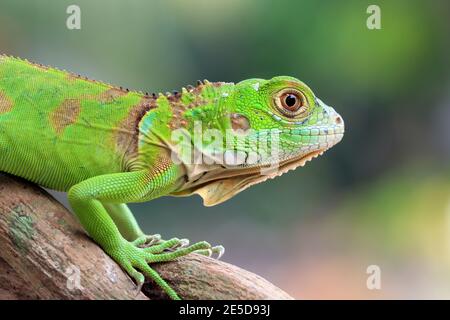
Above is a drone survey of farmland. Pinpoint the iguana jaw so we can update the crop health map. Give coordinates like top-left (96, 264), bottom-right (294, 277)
top-left (172, 147), bottom-right (328, 206)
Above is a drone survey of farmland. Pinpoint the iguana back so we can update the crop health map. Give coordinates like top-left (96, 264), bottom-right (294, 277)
top-left (0, 55), bottom-right (153, 190)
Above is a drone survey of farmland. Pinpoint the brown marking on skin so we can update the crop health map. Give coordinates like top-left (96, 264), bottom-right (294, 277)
top-left (168, 100), bottom-right (191, 130)
top-left (62, 69), bottom-right (134, 101)
top-left (49, 99), bottom-right (81, 135)
top-left (97, 88), bottom-right (128, 103)
top-left (0, 92), bottom-right (13, 114)
top-left (190, 80), bottom-right (226, 98)
top-left (212, 81), bottom-right (226, 87)
top-left (65, 73), bottom-right (81, 82)
top-left (63, 74), bottom-right (130, 102)
top-left (114, 96), bottom-right (157, 161)
top-left (166, 82), bottom-right (224, 129)
top-left (64, 72), bottom-right (99, 85)
top-left (192, 83), bottom-right (205, 95)
top-left (64, 69), bottom-right (129, 98)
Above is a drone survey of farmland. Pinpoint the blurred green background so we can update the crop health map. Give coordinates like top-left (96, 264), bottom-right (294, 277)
top-left (1, 0), bottom-right (450, 299)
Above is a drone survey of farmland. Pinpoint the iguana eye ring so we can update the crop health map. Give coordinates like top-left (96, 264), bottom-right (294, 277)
top-left (274, 89), bottom-right (308, 117)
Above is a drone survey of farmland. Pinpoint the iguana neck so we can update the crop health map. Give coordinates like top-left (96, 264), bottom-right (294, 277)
top-left (133, 80), bottom-right (234, 171)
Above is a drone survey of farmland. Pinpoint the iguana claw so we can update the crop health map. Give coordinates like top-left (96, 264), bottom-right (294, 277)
top-left (196, 244), bottom-right (225, 259)
top-left (214, 245), bottom-right (225, 259)
top-left (132, 234), bottom-right (162, 247)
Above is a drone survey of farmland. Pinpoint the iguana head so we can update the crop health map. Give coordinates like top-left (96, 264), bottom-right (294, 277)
top-left (168, 76), bottom-right (344, 205)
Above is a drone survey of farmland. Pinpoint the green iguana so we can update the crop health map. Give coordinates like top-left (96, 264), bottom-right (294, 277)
top-left (0, 55), bottom-right (344, 299)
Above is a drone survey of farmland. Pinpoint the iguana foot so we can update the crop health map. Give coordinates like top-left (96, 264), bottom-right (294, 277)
top-left (109, 238), bottom-right (215, 299)
top-left (132, 234), bottom-right (225, 259)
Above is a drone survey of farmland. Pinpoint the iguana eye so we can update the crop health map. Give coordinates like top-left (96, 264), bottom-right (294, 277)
top-left (284, 94), bottom-right (298, 109)
top-left (274, 89), bottom-right (308, 117)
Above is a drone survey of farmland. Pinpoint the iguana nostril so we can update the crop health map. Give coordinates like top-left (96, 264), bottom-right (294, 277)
top-left (335, 116), bottom-right (342, 125)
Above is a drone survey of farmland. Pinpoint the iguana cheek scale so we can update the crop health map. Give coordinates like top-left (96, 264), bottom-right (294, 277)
top-left (0, 55), bottom-right (344, 299)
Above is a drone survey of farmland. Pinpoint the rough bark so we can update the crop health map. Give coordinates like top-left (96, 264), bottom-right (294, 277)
top-left (0, 173), bottom-right (293, 300)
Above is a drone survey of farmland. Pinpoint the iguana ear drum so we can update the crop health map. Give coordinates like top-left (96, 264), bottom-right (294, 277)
top-left (229, 113), bottom-right (250, 133)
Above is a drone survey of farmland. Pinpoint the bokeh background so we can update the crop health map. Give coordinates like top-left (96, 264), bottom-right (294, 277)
top-left (1, 0), bottom-right (449, 299)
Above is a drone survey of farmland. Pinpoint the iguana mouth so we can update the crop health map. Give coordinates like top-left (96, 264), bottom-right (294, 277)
top-left (172, 148), bottom-right (328, 206)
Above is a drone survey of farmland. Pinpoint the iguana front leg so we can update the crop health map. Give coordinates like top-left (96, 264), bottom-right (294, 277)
top-left (103, 184), bottom-right (225, 257)
top-left (104, 203), bottom-right (192, 251)
top-left (67, 169), bottom-right (212, 300)
top-left (103, 203), bottom-right (145, 241)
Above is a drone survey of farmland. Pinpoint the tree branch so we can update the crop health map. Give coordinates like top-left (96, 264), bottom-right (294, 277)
top-left (0, 173), bottom-right (293, 300)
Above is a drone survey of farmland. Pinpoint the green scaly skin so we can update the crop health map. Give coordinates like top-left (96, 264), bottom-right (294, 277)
top-left (0, 55), bottom-right (344, 299)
